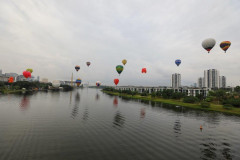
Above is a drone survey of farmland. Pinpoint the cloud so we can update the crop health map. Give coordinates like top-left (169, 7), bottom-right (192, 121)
top-left (0, 0), bottom-right (240, 86)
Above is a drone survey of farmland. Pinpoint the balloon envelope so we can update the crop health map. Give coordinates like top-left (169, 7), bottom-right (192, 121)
top-left (114, 79), bottom-right (119, 85)
top-left (96, 81), bottom-right (101, 87)
top-left (75, 65), bottom-right (80, 71)
top-left (23, 71), bottom-right (31, 78)
top-left (202, 38), bottom-right (216, 53)
top-left (26, 68), bottom-right (33, 73)
top-left (8, 77), bottom-right (14, 83)
top-left (122, 59), bottom-right (127, 65)
top-left (220, 41), bottom-right (231, 52)
top-left (52, 80), bottom-right (60, 88)
top-left (76, 78), bottom-right (82, 87)
top-left (116, 65), bottom-right (124, 75)
top-left (175, 59), bottom-right (181, 66)
top-left (86, 62), bottom-right (91, 67)
top-left (142, 68), bottom-right (147, 73)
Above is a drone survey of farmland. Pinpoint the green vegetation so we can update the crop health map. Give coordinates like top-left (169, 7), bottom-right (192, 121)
top-left (0, 81), bottom-right (72, 94)
top-left (102, 87), bottom-right (240, 116)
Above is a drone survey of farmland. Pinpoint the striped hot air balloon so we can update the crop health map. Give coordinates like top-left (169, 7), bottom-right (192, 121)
top-left (220, 41), bottom-right (231, 53)
top-left (75, 65), bottom-right (80, 72)
top-left (116, 65), bottom-right (124, 75)
top-left (86, 62), bottom-right (91, 67)
top-left (76, 78), bottom-right (82, 87)
top-left (175, 59), bottom-right (181, 66)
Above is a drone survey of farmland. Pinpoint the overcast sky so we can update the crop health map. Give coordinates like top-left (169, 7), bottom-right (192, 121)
top-left (0, 0), bottom-right (240, 86)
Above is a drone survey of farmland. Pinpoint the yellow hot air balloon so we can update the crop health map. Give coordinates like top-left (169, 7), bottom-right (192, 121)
top-left (122, 59), bottom-right (127, 65)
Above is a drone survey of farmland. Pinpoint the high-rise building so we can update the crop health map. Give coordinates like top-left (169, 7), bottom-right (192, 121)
top-left (204, 69), bottom-right (219, 88)
top-left (0, 69), bottom-right (2, 76)
top-left (172, 73), bottom-right (181, 88)
top-left (219, 76), bottom-right (226, 88)
top-left (198, 77), bottom-right (204, 88)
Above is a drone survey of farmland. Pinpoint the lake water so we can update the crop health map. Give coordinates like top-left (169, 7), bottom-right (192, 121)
top-left (0, 88), bottom-right (240, 160)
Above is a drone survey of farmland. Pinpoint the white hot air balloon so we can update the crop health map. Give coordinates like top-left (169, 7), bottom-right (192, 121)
top-left (52, 80), bottom-right (60, 88)
top-left (202, 38), bottom-right (216, 53)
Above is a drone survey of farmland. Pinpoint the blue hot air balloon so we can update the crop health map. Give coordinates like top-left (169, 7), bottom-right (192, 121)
top-left (175, 59), bottom-right (181, 66)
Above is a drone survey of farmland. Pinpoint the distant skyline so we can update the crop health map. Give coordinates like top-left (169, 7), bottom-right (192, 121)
top-left (0, 0), bottom-right (240, 86)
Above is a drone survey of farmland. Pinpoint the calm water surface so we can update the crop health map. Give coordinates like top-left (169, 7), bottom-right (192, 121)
top-left (0, 88), bottom-right (240, 160)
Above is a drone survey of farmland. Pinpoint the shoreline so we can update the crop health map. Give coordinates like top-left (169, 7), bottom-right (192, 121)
top-left (102, 90), bottom-right (240, 116)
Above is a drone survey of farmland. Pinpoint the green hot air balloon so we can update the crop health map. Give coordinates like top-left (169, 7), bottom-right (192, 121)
top-left (116, 65), bottom-right (124, 75)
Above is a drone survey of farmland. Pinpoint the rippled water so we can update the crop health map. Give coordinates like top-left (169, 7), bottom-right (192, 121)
top-left (0, 89), bottom-right (240, 160)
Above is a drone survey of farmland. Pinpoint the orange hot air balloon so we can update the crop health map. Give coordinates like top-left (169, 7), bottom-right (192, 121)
top-left (8, 77), bottom-right (14, 83)
top-left (142, 68), bottom-right (147, 73)
top-left (114, 79), bottom-right (119, 86)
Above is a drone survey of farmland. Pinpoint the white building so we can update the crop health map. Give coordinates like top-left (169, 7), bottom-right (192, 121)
top-left (204, 69), bottom-right (219, 88)
top-left (172, 73), bottom-right (181, 88)
top-left (198, 77), bottom-right (204, 88)
top-left (219, 76), bottom-right (226, 88)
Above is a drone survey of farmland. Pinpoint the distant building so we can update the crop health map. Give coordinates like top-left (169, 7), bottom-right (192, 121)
top-left (172, 73), bottom-right (181, 88)
top-left (5, 73), bottom-right (18, 77)
top-left (219, 76), bottom-right (226, 88)
top-left (37, 76), bottom-right (40, 82)
top-left (198, 77), bottom-right (204, 88)
top-left (204, 69), bottom-right (219, 88)
top-left (16, 75), bottom-right (26, 81)
top-left (41, 78), bottom-right (48, 83)
top-left (0, 69), bottom-right (2, 76)
top-left (0, 75), bottom-right (9, 82)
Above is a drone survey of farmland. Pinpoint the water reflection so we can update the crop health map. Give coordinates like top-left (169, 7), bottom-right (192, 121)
top-left (221, 142), bottom-right (233, 160)
top-left (71, 92), bottom-right (80, 119)
top-left (113, 111), bottom-right (125, 129)
top-left (95, 93), bottom-right (100, 101)
top-left (19, 96), bottom-right (30, 111)
top-left (200, 138), bottom-right (217, 160)
top-left (173, 119), bottom-right (181, 137)
top-left (82, 107), bottom-right (89, 121)
top-left (113, 97), bottom-right (118, 107)
top-left (140, 108), bottom-right (146, 119)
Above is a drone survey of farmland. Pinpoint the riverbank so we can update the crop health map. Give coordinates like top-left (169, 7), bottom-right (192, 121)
top-left (102, 90), bottom-right (240, 116)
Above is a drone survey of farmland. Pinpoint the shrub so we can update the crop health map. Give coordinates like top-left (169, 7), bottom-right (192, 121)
top-left (151, 92), bottom-right (156, 98)
top-left (223, 104), bottom-right (233, 110)
top-left (140, 92), bottom-right (148, 96)
top-left (201, 101), bottom-right (210, 108)
top-left (183, 96), bottom-right (199, 103)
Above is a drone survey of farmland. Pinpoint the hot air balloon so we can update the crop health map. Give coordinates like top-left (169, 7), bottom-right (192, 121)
top-left (26, 68), bottom-right (33, 73)
top-left (76, 78), bottom-right (82, 87)
top-left (96, 81), bottom-right (101, 87)
top-left (116, 65), bottom-right (124, 75)
top-left (8, 77), bottom-right (14, 83)
top-left (220, 41), bottom-right (231, 53)
top-left (142, 68), bottom-right (147, 73)
top-left (52, 80), bottom-right (60, 88)
top-left (23, 71), bottom-right (31, 78)
top-left (114, 79), bottom-right (119, 86)
top-left (175, 59), bottom-right (181, 66)
top-left (122, 59), bottom-right (127, 65)
top-left (202, 38), bottom-right (216, 53)
top-left (86, 62), bottom-right (91, 67)
top-left (75, 65), bottom-right (80, 71)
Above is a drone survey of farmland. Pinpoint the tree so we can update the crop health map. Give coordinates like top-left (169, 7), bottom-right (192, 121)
top-left (183, 96), bottom-right (199, 103)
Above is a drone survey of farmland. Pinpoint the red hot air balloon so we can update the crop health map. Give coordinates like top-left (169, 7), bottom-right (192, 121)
top-left (142, 68), bottom-right (147, 73)
top-left (23, 71), bottom-right (31, 78)
top-left (114, 79), bottom-right (119, 86)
